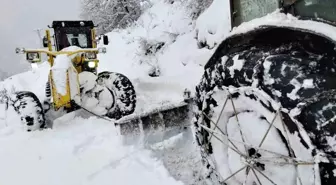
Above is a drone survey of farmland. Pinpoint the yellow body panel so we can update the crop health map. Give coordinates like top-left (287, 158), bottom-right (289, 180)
top-left (46, 30), bottom-right (54, 66)
top-left (49, 62), bottom-right (81, 110)
top-left (72, 55), bottom-right (85, 73)
top-left (91, 29), bottom-right (97, 48)
top-left (23, 49), bottom-right (99, 57)
top-left (49, 53), bottom-right (85, 110)
top-left (49, 70), bottom-right (72, 110)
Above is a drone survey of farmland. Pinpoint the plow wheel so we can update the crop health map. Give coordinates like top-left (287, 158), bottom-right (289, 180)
top-left (194, 87), bottom-right (321, 185)
top-left (97, 71), bottom-right (136, 120)
top-left (11, 91), bottom-right (46, 131)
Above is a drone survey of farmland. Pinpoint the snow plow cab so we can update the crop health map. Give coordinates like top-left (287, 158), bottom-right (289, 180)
top-left (49, 20), bottom-right (108, 74)
top-left (193, 0), bottom-right (336, 185)
top-left (18, 20), bottom-right (108, 74)
top-left (14, 20), bottom-right (137, 131)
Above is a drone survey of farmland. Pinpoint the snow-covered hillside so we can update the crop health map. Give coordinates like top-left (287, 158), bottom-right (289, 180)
top-left (0, 0), bottom-right (231, 184)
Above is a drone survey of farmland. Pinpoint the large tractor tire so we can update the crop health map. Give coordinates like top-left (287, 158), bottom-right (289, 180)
top-left (193, 27), bottom-right (336, 185)
top-left (97, 71), bottom-right (136, 120)
top-left (11, 91), bottom-right (46, 131)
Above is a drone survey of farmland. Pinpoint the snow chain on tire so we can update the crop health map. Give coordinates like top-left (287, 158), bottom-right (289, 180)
top-left (193, 33), bottom-right (336, 184)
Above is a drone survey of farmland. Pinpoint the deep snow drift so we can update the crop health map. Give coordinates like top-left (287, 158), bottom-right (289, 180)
top-left (0, 0), bottom-right (230, 184)
top-left (0, 117), bottom-right (184, 185)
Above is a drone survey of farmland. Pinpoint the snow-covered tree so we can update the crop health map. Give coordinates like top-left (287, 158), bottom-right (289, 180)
top-left (80, 0), bottom-right (149, 34)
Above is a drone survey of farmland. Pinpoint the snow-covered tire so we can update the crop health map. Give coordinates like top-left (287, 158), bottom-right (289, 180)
top-left (194, 85), bottom-right (322, 185)
top-left (11, 91), bottom-right (46, 131)
top-left (97, 71), bottom-right (136, 120)
top-left (194, 30), bottom-right (336, 185)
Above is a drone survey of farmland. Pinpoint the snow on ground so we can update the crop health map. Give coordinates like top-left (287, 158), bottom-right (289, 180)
top-left (0, 117), bottom-right (183, 185)
top-left (0, 0), bottom-right (231, 184)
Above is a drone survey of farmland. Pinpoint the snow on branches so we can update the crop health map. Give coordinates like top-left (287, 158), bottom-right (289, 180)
top-left (80, 0), bottom-right (149, 34)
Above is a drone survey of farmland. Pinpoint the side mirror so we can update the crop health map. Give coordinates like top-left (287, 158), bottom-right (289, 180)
top-left (43, 37), bottom-right (48, 47)
top-left (15, 47), bottom-right (25, 54)
top-left (103, 35), bottom-right (109, 45)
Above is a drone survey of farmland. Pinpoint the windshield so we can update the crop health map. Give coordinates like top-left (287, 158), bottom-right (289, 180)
top-left (66, 34), bottom-right (88, 48)
top-left (54, 27), bottom-right (92, 50)
top-left (294, 0), bottom-right (336, 22)
top-left (231, 0), bottom-right (280, 27)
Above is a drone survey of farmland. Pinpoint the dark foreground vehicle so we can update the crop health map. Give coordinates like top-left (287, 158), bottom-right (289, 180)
top-left (193, 0), bottom-right (336, 184)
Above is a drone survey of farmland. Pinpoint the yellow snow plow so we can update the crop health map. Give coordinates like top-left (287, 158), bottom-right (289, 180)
top-left (13, 20), bottom-right (137, 131)
top-left (13, 20), bottom-right (192, 135)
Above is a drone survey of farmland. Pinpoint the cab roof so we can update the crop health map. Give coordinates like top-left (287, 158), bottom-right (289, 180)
top-left (51, 21), bottom-right (95, 29)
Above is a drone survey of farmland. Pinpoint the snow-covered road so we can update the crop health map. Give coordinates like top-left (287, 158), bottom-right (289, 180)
top-left (0, 115), bottom-right (203, 185)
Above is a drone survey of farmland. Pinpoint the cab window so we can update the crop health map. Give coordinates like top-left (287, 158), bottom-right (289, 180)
top-left (231, 0), bottom-right (280, 27)
top-left (54, 27), bottom-right (92, 50)
top-left (66, 33), bottom-right (88, 48)
top-left (294, 0), bottom-right (336, 22)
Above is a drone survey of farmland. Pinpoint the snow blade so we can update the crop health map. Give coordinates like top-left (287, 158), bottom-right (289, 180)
top-left (115, 100), bottom-right (193, 139)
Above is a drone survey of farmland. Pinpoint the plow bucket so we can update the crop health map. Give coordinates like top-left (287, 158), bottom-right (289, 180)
top-left (115, 100), bottom-right (194, 145)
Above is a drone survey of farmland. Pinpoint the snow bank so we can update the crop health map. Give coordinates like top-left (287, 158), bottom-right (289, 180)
top-left (97, 0), bottom-right (199, 79)
top-left (0, 117), bottom-right (183, 185)
top-left (195, 0), bottom-right (231, 49)
top-left (0, 62), bottom-right (50, 102)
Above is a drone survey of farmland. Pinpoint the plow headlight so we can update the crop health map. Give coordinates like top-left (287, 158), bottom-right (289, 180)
top-left (85, 52), bottom-right (97, 59)
top-left (88, 61), bottom-right (96, 68)
top-left (98, 47), bottom-right (107, 54)
top-left (26, 52), bottom-right (41, 63)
